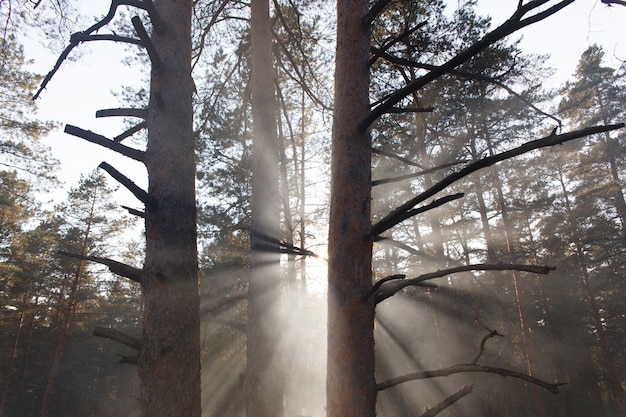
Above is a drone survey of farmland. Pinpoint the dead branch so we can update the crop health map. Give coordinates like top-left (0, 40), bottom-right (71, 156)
top-left (121, 205), bottom-right (146, 218)
top-left (373, 237), bottom-right (440, 263)
top-left (371, 193), bottom-right (464, 238)
top-left (131, 16), bottom-right (162, 71)
top-left (64, 125), bottom-right (146, 163)
top-left (372, 147), bottom-right (425, 169)
top-left (96, 108), bottom-right (148, 119)
top-left (377, 363), bottom-right (564, 393)
top-left (372, 123), bottom-right (624, 235)
top-left (373, 263), bottom-right (554, 303)
top-left (68, 33), bottom-right (142, 46)
top-left (33, 0), bottom-right (146, 99)
top-left (57, 250), bottom-right (143, 283)
top-left (372, 161), bottom-right (468, 187)
top-left (419, 384), bottom-right (475, 417)
top-left (93, 326), bottom-right (141, 351)
top-left (368, 22), bottom-right (428, 67)
top-left (371, 46), bottom-right (562, 127)
top-left (471, 329), bottom-right (503, 364)
top-left (386, 106), bottom-right (434, 114)
top-left (98, 162), bottom-right (158, 210)
top-left (368, 274), bottom-right (405, 299)
top-left (601, 0), bottom-right (626, 5)
top-left (361, 0), bottom-right (577, 130)
top-left (114, 121), bottom-right (147, 142)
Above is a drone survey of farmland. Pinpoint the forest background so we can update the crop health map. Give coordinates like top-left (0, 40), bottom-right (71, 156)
top-left (1, 1), bottom-right (626, 417)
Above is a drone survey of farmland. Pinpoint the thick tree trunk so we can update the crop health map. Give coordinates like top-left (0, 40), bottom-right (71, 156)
top-left (139, 1), bottom-right (201, 416)
top-left (327, 2), bottom-right (376, 417)
top-left (246, 1), bottom-right (283, 417)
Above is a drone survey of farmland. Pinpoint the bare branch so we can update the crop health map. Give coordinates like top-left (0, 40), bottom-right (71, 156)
top-left (373, 123), bottom-right (625, 234)
top-left (373, 263), bottom-right (555, 303)
top-left (93, 326), bottom-right (141, 351)
top-left (132, 16), bottom-right (162, 71)
top-left (372, 147), bottom-right (425, 169)
top-left (368, 274), bottom-right (405, 299)
top-left (371, 46), bottom-right (562, 127)
top-left (371, 193), bottom-right (465, 238)
top-left (471, 329), bottom-right (503, 364)
top-left (121, 205), bottom-right (146, 218)
top-left (377, 363), bottom-right (564, 393)
top-left (361, 0), bottom-right (576, 130)
top-left (68, 33), bottom-right (142, 46)
top-left (601, 0), bottom-right (626, 5)
top-left (372, 161), bottom-right (468, 187)
top-left (117, 354), bottom-right (138, 365)
top-left (33, 0), bottom-right (146, 99)
top-left (114, 121), bottom-right (147, 143)
top-left (98, 162), bottom-right (157, 210)
top-left (64, 125), bottom-right (146, 163)
top-left (419, 384), bottom-right (475, 417)
top-left (57, 250), bottom-right (143, 283)
top-left (96, 108), bottom-right (148, 119)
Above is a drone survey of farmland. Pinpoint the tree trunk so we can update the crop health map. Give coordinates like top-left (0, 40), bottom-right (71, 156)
top-left (138, 1), bottom-right (201, 416)
top-left (327, 2), bottom-right (376, 417)
top-left (246, 1), bottom-right (283, 417)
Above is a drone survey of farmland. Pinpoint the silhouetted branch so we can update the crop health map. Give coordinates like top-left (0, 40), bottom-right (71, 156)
top-left (373, 263), bottom-right (555, 303)
top-left (33, 0), bottom-right (146, 99)
top-left (93, 326), bottom-right (141, 351)
top-left (361, 0), bottom-right (576, 130)
top-left (368, 21), bottom-right (428, 66)
top-left (114, 121), bottom-right (147, 142)
top-left (64, 125), bottom-right (146, 163)
top-left (121, 205), bottom-right (146, 218)
top-left (68, 33), bottom-right (142, 46)
top-left (372, 147), bottom-right (424, 168)
top-left (371, 46), bottom-right (562, 127)
top-left (377, 363), bottom-right (564, 393)
top-left (132, 16), bottom-right (162, 70)
top-left (368, 274), bottom-right (405, 299)
top-left (363, 0), bottom-right (393, 26)
top-left (471, 329), bottom-right (503, 364)
top-left (98, 162), bottom-right (157, 210)
top-left (57, 250), bottom-right (143, 283)
top-left (371, 193), bottom-right (464, 238)
top-left (373, 123), bottom-right (625, 234)
top-left (601, 0), bottom-right (626, 6)
top-left (386, 106), bottom-right (434, 114)
top-left (419, 384), bottom-right (475, 417)
top-left (96, 108), bottom-right (148, 119)
top-left (372, 161), bottom-right (468, 186)
top-left (373, 237), bottom-right (439, 263)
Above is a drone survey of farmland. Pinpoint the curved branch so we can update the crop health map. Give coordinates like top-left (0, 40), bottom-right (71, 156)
top-left (64, 125), bottom-right (146, 163)
top-left (373, 123), bottom-right (625, 235)
top-left (377, 363), bottom-right (564, 393)
top-left (33, 0), bottom-right (146, 99)
top-left (374, 263), bottom-right (555, 303)
top-left (372, 160), bottom-right (468, 187)
top-left (361, 0), bottom-right (576, 130)
top-left (131, 16), bottom-right (162, 70)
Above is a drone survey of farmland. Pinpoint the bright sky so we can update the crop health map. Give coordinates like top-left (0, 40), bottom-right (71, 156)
top-left (23, 0), bottom-right (626, 204)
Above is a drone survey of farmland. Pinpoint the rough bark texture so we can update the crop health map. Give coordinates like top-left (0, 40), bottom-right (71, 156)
top-left (246, 1), bottom-right (283, 417)
top-left (138, 1), bottom-right (201, 416)
top-left (327, 2), bottom-right (376, 417)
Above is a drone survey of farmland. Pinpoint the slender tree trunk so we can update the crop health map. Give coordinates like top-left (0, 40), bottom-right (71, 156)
top-left (139, 1), bottom-right (200, 416)
top-left (0, 290), bottom-right (28, 417)
top-left (327, 2), bottom-right (376, 417)
top-left (247, 1), bottom-right (283, 417)
top-left (556, 166), bottom-right (626, 416)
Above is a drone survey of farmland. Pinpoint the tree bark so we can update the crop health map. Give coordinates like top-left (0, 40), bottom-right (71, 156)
top-left (138, 1), bottom-right (201, 416)
top-left (327, 2), bottom-right (376, 417)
